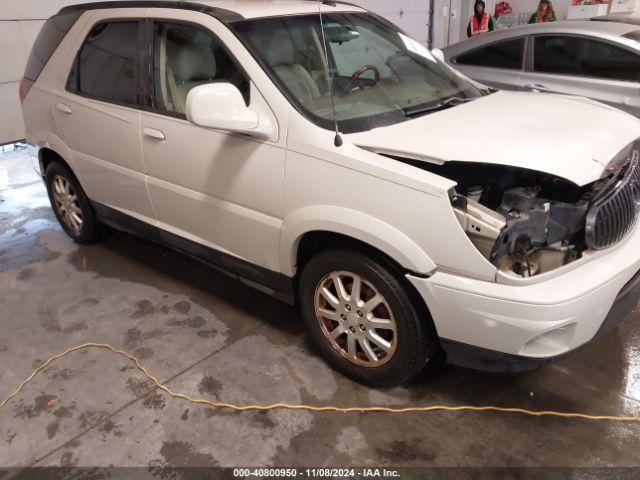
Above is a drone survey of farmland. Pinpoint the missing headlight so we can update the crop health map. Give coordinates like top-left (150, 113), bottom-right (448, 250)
top-left (442, 163), bottom-right (594, 277)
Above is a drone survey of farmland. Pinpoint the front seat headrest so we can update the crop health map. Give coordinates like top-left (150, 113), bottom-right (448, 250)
top-left (262, 32), bottom-right (295, 67)
top-left (172, 43), bottom-right (217, 82)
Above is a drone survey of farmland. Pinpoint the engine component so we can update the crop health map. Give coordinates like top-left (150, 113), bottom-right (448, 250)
top-left (489, 187), bottom-right (589, 266)
top-left (467, 185), bottom-right (483, 203)
top-left (440, 163), bottom-right (593, 277)
top-left (418, 158), bottom-right (636, 278)
top-left (499, 253), bottom-right (540, 278)
top-left (498, 246), bottom-right (581, 278)
top-left (452, 195), bottom-right (506, 258)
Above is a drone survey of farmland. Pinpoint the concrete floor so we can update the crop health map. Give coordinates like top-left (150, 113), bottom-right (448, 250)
top-left (1, 147), bottom-right (640, 472)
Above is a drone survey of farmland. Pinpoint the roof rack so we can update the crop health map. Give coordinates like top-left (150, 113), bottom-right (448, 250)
top-left (58, 1), bottom-right (244, 23)
top-left (306, 0), bottom-right (363, 8)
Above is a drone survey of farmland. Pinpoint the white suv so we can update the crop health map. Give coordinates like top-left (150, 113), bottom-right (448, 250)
top-left (21, 0), bottom-right (640, 386)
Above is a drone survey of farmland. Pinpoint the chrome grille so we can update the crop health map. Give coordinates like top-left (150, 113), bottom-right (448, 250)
top-left (586, 149), bottom-right (640, 250)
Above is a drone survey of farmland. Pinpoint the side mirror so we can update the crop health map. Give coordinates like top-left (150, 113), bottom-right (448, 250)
top-left (186, 83), bottom-right (273, 139)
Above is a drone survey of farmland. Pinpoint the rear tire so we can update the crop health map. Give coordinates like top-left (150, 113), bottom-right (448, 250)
top-left (299, 249), bottom-right (437, 387)
top-left (45, 162), bottom-right (105, 244)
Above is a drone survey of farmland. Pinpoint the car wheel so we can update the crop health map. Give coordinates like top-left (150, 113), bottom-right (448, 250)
top-left (299, 249), bottom-right (437, 387)
top-left (45, 162), bottom-right (105, 244)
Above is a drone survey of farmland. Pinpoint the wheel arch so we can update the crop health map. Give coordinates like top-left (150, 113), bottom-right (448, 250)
top-left (288, 216), bottom-right (442, 349)
top-left (30, 132), bottom-right (78, 178)
top-left (281, 206), bottom-right (437, 279)
top-left (39, 147), bottom-right (72, 175)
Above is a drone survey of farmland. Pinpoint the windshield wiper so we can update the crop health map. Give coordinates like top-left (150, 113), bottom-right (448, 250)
top-left (403, 96), bottom-right (472, 118)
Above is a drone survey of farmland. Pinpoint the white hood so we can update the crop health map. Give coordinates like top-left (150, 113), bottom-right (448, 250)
top-left (348, 91), bottom-right (640, 186)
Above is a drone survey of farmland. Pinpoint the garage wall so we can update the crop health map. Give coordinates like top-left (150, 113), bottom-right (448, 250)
top-left (0, 19), bottom-right (42, 145)
top-left (0, 11), bottom-right (43, 145)
top-left (351, 0), bottom-right (431, 45)
top-left (0, 1), bottom-right (100, 145)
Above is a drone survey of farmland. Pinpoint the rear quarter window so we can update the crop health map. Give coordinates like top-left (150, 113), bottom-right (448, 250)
top-left (24, 11), bottom-right (83, 81)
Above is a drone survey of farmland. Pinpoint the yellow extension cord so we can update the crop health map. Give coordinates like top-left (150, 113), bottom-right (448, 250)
top-left (1, 342), bottom-right (640, 422)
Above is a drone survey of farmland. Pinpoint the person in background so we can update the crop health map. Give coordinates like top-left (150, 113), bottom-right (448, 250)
top-left (467, 0), bottom-right (496, 38)
top-left (528, 0), bottom-right (557, 23)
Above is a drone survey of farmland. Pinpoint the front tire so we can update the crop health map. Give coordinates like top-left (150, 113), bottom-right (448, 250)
top-left (45, 162), bottom-right (105, 244)
top-left (299, 249), bottom-right (436, 387)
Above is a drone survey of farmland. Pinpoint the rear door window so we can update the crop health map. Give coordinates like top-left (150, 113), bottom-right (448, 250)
top-left (455, 38), bottom-right (525, 70)
top-left (534, 35), bottom-right (640, 82)
top-left (24, 11), bottom-right (83, 81)
top-left (68, 21), bottom-right (140, 105)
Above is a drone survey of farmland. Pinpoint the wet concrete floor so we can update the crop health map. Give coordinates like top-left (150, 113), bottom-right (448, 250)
top-left (1, 147), bottom-right (639, 471)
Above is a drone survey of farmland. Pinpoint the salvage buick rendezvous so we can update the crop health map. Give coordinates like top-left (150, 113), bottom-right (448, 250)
top-left (21, 0), bottom-right (640, 386)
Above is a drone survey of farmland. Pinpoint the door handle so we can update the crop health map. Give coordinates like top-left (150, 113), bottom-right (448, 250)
top-left (56, 103), bottom-right (73, 114)
top-left (144, 128), bottom-right (165, 141)
top-left (524, 83), bottom-right (552, 93)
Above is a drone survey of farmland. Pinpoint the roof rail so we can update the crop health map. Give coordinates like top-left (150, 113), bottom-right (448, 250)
top-left (304, 0), bottom-right (364, 8)
top-left (58, 1), bottom-right (244, 23)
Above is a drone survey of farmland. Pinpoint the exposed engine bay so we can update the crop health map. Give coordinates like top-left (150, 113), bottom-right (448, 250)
top-left (405, 160), bottom-right (617, 278)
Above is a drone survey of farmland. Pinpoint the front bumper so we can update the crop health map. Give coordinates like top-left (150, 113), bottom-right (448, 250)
top-left (407, 224), bottom-right (640, 372)
top-left (440, 268), bottom-right (640, 373)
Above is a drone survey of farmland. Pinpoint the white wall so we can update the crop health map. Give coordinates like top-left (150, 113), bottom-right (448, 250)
top-left (350, 0), bottom-right (432, 45)
top-left (0, 1), bottom-right (100, 144)
top-left (0, 7), bottom-right (44, 145)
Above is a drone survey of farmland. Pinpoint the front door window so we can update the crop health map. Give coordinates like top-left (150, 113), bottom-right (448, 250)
top-left (153, 21), bottom-right (250, 116)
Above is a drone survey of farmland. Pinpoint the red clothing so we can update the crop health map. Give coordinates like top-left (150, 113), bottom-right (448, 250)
top-left (470, 12), bottom-right (490, 37)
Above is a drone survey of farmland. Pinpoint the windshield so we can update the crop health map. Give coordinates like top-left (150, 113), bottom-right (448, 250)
top-left (232, 13), bottom-right (481, 133)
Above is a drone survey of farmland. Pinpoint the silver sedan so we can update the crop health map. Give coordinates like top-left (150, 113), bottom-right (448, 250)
top-left (441, 21), bottom-right (640, 117)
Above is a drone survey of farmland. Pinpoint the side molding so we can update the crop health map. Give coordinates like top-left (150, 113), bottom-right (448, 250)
top-left (91, 202), bottom-right (296, 304)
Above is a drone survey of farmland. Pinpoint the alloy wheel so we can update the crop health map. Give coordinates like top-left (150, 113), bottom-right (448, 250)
top-left (51, 175), bottom-right (83, 232)
top-left (313, 270), bottom-right (398, 367)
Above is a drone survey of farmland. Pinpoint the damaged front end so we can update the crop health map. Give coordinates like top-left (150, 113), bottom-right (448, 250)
top-left (449, 176), bottom-right (587, 278)
top-left (418, 144), bottom-right (640, 279)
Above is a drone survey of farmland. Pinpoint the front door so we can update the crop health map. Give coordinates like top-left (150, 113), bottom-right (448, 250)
top-left (139, 16), bottom-right (285, 277)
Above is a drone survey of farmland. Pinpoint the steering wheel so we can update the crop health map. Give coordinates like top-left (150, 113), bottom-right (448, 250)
top-left (343, 64), bottom-right (381, 93)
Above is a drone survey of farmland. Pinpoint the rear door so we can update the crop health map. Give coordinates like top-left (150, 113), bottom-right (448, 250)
top-left (53, 9), bottom-right (155, 224)
top-left (450, 37), bottom-right (527, 90)
top-left (519, 34), bottom-right (640, 117)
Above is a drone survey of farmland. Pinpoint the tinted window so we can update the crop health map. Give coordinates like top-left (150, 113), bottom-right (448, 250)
top-left (69, 22), bottom-right (140, 105)
top-left (534, 36), bottom-right (640, 82)
top-left (455, 38), bottom-right (525, 70)
top-left (25, 11), bottom-right (83, 81)
top-left (153, 22), bottom-right (249, 115)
